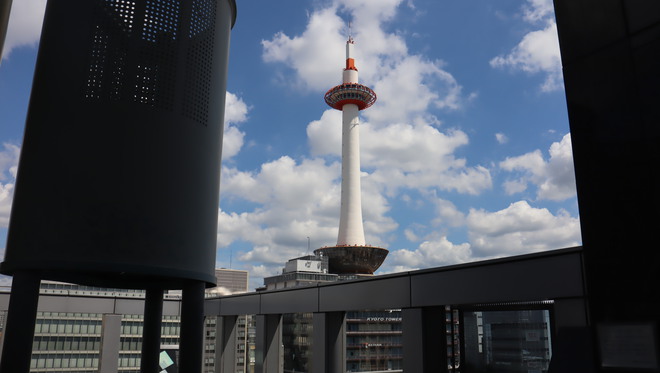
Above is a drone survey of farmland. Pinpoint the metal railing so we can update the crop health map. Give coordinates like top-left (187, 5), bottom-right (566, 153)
top-left (206, 246), bottom-right (587, 373)
top-left (0, 246), bottom-right (587, 373)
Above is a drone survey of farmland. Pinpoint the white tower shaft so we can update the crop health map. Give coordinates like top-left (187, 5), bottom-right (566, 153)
top-left (338, 103), bottom-right (365, 245)
top-left (337, 39), bottom-right (365, 246)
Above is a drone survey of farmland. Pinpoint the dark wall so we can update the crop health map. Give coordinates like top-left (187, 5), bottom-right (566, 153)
top-left (554, 0), bottom-right (660, 370)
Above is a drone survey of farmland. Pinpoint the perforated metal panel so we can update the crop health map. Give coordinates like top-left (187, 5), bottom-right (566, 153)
top-left (1, 0), bottom-right (237, 289)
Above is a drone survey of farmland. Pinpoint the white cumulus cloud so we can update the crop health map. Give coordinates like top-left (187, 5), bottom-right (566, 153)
top-left (500, 133), bottom-right (576, 201)
top-left (490, 0), bottom-right (562, 92)
top-left (0, 143), bottom-right (20, 227)
top-left (367, 55), bottom-right (462, 125)
top-left (431, 197), bottom-right (466, 228)
top-left (467, 200), bottom-right (581, 257)
top-left (218, 155), bottom-right (398, 268)
top-left (522, 0), bottom-right (554, 23)
top-left (309, 116), bottom-right (492, 196)
top-left (262, 6), bottom-right (346, 91)
top-left (385, 235), bottom-right (472, 272)
top-left (222, 92), bottom-right (249, 161)
top-left (495, 133), bottom-right (508, 144)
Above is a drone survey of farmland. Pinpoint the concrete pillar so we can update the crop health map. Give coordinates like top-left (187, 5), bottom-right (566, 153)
top-left (255, 314), bottom-right (282, 373)
top-left (312, 312), bottom-right (346, 373)
top-left (217, 315), bottom-right (238, 373)
top-left (402, 307), bottom-right (447, 373)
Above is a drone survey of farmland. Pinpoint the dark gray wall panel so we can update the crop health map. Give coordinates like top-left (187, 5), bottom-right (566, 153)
top-left (162, 299), bottom-right (181, 316)
top-left (624, 0), bottom-right (660, 34)
top-left (555, 0), bottom-right (660, 328)
top-left (319, 276), bottom-right (410, 312)
top-left (554, 0), bottom-right (627, 64)
top-left (261, 287), bottom-right (319, 314)
top-left (0, 293), bottom-right (8, 310)
top-left (114, 298), bottom-right (147, 315)
top-left (37, 295), bottom-right (117, 314)
top-left (218, 293), bottom-right (260, 316)
top-left (410, 251), bottom-right (584, 307)
top-left (204, 298), bottom-right (221, 316)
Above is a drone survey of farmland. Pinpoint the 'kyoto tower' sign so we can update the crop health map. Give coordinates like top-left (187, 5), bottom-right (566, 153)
top-left (314, 35), bottom-right (388, 275)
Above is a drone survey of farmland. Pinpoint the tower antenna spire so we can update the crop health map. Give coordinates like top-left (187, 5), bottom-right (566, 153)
top-left (348, 21), bottom-right (353, 42)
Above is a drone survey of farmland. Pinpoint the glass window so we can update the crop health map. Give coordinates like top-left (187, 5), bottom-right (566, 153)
top-left (462, 308), bottom-right (552, 373)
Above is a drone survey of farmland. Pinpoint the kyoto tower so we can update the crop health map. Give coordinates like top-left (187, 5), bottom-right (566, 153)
top-left (314, 35), bottom-right (389, 275)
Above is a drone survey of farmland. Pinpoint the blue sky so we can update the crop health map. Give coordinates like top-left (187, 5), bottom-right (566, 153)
top-left (0, 0), bottom-right (581, 290)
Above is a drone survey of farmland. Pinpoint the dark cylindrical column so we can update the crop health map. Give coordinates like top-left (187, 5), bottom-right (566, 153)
top-left (141, 288), bottom-right (164, 373)
top-left (0, 271), bottom-right (41, 373)
top-left (179, 280), bottom-right (205, 372)
top-left (1, 0), bottom-right (237, 290)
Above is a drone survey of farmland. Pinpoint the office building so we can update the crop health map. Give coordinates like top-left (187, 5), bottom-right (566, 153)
top-left (262, 255), bottom-right (404, 373)
top-left (463, 307), bottom-right (552, 372)
top-left (0, 268), bottom-right (249, 373)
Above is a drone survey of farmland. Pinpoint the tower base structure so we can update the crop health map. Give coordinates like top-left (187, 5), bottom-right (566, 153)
top-left (314, 245), bottom-right (389, 275)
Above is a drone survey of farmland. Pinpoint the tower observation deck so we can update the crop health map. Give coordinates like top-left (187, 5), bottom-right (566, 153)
top-left (314, 36), bottom-right (388, 275)
top-left (324, 83), bottom-right (377, 110)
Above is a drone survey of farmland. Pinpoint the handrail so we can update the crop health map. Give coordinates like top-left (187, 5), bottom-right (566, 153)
top-left (205, 246), bottom-right (585, 316)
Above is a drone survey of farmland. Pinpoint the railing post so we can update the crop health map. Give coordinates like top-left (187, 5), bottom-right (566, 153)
top-left (179, 281), bottom-right (206, 373)
top-left (403, 307), bottom-right (448, 373)
top-left (140, 288), bottom-right (164, 373)
top-left (0, 271), bottom-right (41, 373)
top-left (312, 312), bottom-right (346, 373)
